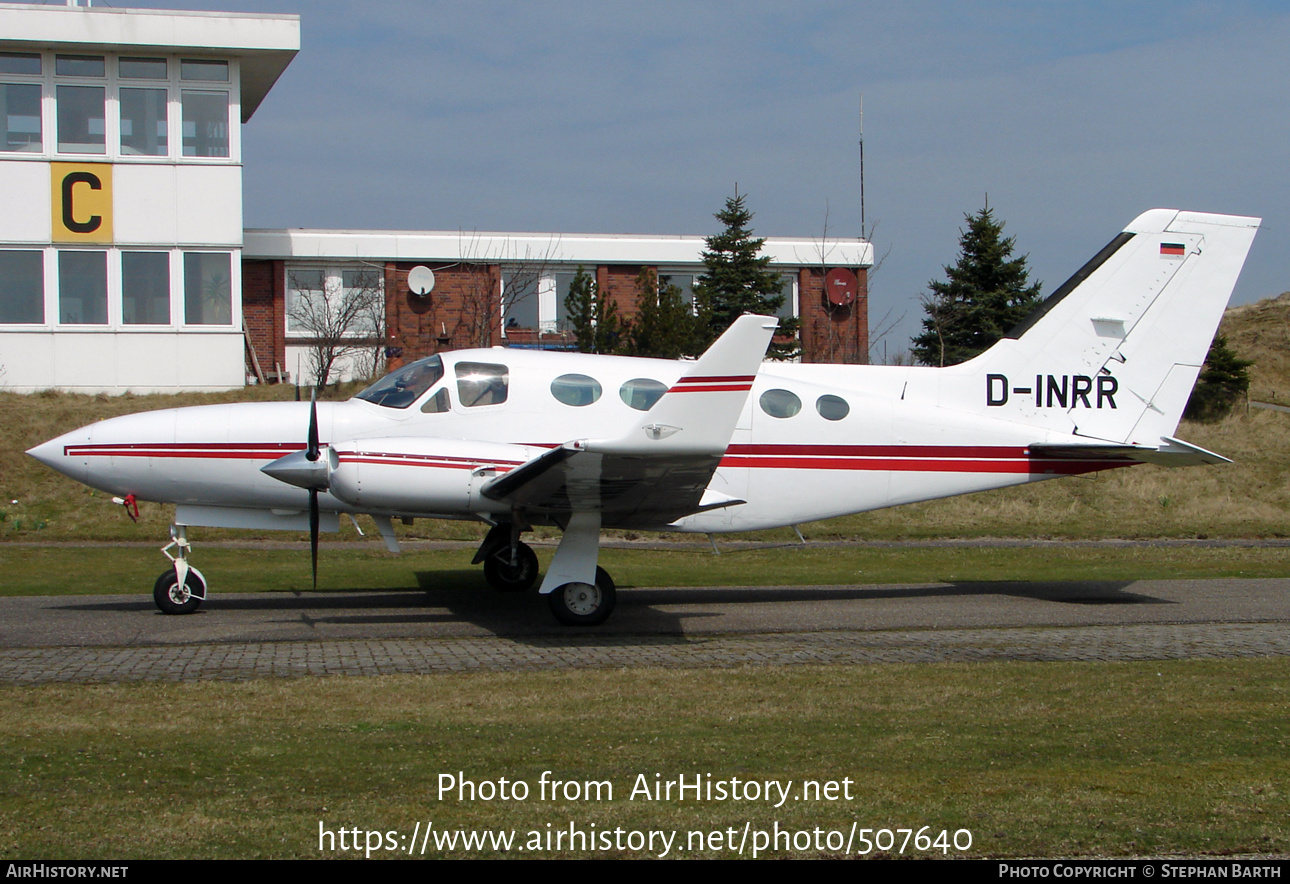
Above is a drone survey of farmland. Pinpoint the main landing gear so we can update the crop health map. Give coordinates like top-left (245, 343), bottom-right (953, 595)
top-left (473, 519), bottom-right (618, 626)
top-left (154, 525), bottom-right (207, 615)
top-left (547, 567), bottom-right (616, 627)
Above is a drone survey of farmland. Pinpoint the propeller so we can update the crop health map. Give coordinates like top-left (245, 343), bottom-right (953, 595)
top-left (306, 388), bottom-right (320, 589)
top-left (259, 390), bottom-right (330, 590)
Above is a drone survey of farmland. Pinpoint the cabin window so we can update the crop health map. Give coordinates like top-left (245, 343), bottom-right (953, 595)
top-left (551, 373), bottom-right (602, 406)
top-left (356, 355), bottom-right (444, 409)
top-left (456, 362), bottom-right (509, 407)
top-left (815, 394), bottom-right (850, 421)
top-left (759, 389), bottom-right (801, 419)
top-left (619, 378), bottom-right (668, 411)
top-left (420, 387), bottom-right (451, 414)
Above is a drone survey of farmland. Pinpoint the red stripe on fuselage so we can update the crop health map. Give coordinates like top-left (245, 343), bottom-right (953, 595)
top-left (65, 442), bottom-right (309, 459)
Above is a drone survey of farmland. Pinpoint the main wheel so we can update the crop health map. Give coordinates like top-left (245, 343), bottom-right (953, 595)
top-left (153, 569), bottom-right (205, 615)
top-left (483, 541), bottom-right (539, 592)
top-left (548, 577), bottom-right (616, 627)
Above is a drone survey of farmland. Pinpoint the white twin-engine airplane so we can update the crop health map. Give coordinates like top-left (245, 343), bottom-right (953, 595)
top-left (28, 209), bottom-right (1259, 626)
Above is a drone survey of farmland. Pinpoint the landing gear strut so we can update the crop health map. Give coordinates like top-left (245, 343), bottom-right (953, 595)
top-left (154, 525), bottom-right (207, 615)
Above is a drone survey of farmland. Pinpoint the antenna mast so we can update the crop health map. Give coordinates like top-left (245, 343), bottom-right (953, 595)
top-left (858, 94), bottom-right (867, 241)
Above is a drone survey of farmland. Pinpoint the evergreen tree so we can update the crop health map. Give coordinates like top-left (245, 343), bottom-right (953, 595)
top-left (562, 266), bottom-right (623, 354)
top-left (911, 206), bottom-right (1043, 366)
top-left (626, 268), bottom-right (706, 358)
top-left (1183, 335), bottom-right (1252, 422)
top-left (692, 190), bottom-right (798, 359)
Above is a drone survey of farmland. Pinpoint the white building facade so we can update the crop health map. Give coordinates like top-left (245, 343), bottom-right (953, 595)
top-left (0, 4), bottom-right (298, 392)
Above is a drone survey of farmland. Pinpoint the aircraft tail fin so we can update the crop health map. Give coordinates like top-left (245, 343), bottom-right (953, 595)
top-left (945, 209), bottom-right (1259, 446)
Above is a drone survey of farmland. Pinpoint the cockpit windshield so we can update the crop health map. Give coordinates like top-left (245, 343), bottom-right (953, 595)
top-left (354, 355), bottom-right (444, 409)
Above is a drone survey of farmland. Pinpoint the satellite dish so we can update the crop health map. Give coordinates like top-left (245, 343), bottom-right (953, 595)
top-left (407, 265), bottom-right (435, 297)
top-left (824, 268), bottom-right (857, 307)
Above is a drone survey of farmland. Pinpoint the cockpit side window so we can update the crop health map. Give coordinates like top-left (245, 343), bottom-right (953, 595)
top-left (420, 387), bottom-right (451, 414)
top-left (456, 362), bottom-right (509, 407)
top-left (355, 355), bottom-right (444, 409)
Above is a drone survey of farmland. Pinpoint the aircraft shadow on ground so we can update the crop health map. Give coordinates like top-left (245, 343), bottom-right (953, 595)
top-left (55, 576), bottom-right (1172, 639)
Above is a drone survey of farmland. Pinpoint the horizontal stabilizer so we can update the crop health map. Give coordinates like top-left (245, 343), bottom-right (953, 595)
top-left (1028, 436), bottom-right (1230, 468)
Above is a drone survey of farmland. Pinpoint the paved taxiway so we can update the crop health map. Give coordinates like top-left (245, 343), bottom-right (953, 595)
top-left (1, 577), bottom-right (1287, 683)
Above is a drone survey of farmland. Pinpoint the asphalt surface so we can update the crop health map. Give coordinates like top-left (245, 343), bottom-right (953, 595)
top-left (1, 576), bottom-right (1287, 683)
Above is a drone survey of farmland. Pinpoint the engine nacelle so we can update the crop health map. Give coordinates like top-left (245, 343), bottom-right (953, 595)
top-left (326, 437), bottom-right (537, 516)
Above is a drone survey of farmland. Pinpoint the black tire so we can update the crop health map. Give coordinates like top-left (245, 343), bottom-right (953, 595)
top-left (153, 569), bottom-right (204, 615)
top-left (483, 542), bottom-right (539, 592)
top-left (548, 578), bottom-right (616, 627)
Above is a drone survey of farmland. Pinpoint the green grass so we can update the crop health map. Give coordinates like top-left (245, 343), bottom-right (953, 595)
top-left (1, 659), bottom-right (1286, 858)
top-left (1, 543), bottom-right (1288, 597)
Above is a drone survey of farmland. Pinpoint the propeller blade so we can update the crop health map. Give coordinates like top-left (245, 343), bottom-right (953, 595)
top-left (309, 488), bottom-right (319, 590)
top-left (307, 388), bottom-right (320, 462)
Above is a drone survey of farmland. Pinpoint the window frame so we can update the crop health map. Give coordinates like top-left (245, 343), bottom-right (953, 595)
top-left (0, 50), bottom-right (238, 163)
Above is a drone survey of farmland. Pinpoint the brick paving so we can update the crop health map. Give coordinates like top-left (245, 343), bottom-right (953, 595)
top-left (2, 621), bottom-right (1287, 684)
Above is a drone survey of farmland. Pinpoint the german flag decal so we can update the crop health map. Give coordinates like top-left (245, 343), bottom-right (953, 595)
top-left (1160, 242), bottom-right (1186, 256)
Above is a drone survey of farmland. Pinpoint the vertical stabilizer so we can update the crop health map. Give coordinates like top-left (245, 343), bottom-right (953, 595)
top-left (938, 210), bottom-right (1259, 445)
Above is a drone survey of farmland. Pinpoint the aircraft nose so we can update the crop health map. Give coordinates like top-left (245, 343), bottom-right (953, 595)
top-left (26, 428), bottom-right (91, 483)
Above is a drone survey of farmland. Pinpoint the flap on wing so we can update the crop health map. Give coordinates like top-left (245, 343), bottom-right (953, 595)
top-left (479, 314), bottom-right (776, 526)
top-left (1029, 435), bottom-right (1230, 468)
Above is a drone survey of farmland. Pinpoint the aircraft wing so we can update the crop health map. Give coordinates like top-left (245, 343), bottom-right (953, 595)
top-left (480, 314), bottom-right (779, 528)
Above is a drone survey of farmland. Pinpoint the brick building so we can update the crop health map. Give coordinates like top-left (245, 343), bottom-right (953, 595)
top-left (242, 229), bottom-right (872, 386)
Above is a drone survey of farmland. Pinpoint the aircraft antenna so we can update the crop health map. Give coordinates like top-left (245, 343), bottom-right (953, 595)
top-left (858, 94), bottom-right (867, 241)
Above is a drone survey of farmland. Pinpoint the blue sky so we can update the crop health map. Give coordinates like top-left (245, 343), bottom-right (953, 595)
top-left (31, 0), bottom-right (1290, 357)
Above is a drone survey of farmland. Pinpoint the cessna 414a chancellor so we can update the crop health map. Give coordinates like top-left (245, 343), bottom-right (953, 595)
top-left (28, 209), bottom-right (1259, 626)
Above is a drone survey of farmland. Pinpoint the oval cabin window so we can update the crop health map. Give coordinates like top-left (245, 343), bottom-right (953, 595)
top-left (815, 394), bottom-right (850, 421)
top-left (759, 389), bottom-right (802, 419)
top-left (551, 373), bottom-right (602, 407)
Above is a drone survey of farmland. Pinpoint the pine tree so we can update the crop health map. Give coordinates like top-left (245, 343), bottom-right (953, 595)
top-left (1183, 335), bottom-right (1252, 422)
top-left (562, 266), bottom-right (623, 354)
top-left (692, 190), bottom-right (798, 359)
top-left (911, 206), bottom-right (1043, 366)
top-left (626, 267), bottom-right (706, 358)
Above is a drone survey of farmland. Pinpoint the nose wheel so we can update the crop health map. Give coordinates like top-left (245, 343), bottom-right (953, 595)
top-left (548, 567), bottom-right (616, 626)
top-left (153, 524), bottom-right (207, 615)
top-left (153, 569), bottom-right (205, 615)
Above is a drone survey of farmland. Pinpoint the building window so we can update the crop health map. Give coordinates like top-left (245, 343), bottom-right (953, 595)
top-left (56, 85), bottom-right (105, 154)
top-left (181, 90), bottom-right (229, 157)
top-left (0, 83), bottom-right (41, 152)
top-left (0, 53), bottom-right (41, 76)
top-left (121, 252), bottom-right (171, 325)
top-left (181, 59), bottom-right (229, 82)
top-left (286, 266), bottom-right (383, 337)
top-left (501, 268), bottom-right (540, 332)
top-left (119, 57), bottom-right (168, 80)
top-left (777, 273), bottom-right (797, 320)
top-left (58, 251), bottom-right (108, 325)
top-left (0, 251), bottom-right (44, 324)
top-left (119, 87), bottom-right (167, 156)
top-left (55, 55), bottom-right (105, 78)
top-left (184, 252), bottom-right (231, 325)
